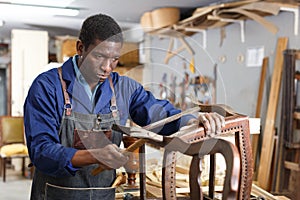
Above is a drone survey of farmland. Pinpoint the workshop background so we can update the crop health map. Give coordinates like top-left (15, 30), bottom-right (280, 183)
top-left (0, 0), bottom-right (299, 199)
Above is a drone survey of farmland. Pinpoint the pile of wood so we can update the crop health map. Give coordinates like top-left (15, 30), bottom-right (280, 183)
top-left (144, 154), bottom-right (227, 199)
top-left (146, 164), bottom-right (190, 198)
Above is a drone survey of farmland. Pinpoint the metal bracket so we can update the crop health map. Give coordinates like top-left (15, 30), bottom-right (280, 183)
top-left (207, 15), bottom-right (245, 43)
top-left (183, 27), bottom-right (207, 49)
top-left (280, 6), bottom-right (299, 35)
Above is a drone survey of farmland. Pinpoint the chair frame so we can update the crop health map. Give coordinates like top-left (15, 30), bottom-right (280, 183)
top-left (137, 104), bottom-right (253, 199)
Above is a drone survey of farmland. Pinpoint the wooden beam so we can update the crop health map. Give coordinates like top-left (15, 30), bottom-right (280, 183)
top-left (252, 57), bottom-right (268, 176)
top-left (257, 37), bottom-right (288, 190)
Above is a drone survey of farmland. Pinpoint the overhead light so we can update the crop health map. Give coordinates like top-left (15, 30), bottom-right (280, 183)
top-left (7, 0), bottom-right (75, 8)
top-left (0, 3), bottom-right (79, 17)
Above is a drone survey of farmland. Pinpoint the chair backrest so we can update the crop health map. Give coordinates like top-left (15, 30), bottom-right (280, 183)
top-left (0, 116), bottom-right (24, 145)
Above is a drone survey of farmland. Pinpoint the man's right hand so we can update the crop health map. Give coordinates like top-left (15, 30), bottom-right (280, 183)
top-left (91, 144), bottom-right (129, 169)
top-left (71, 144), bottom-right (128, 169)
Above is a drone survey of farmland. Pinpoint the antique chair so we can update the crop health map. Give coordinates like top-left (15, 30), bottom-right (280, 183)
top-left (0, 116), bottom-right (29, 182)
top-left (136, 104), bottom-right (253, 200)
top-left (92, 104), bottom-right (253, 199)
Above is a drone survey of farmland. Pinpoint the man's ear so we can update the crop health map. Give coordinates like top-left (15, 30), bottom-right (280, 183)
top-left (76, 40), bottom-right (84, 55)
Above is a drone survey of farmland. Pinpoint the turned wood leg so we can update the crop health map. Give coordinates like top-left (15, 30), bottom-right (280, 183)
top-left (123, 136), bottom-right (140, 188)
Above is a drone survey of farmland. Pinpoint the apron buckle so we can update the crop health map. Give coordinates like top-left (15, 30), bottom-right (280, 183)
top-left (110, 105), bottom-right (118, 112)
top-left (64, 103), bottom-right (72, 116)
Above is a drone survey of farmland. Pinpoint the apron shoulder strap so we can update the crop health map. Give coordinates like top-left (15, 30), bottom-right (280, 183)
top-left (108, 76), bottom-right (118, 118)
top-left (57, 67), bottom-right (72, 116)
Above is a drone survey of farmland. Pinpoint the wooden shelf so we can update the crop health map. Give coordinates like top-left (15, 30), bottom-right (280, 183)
top-left (293, 111), bottom-right (300, 120)
top-left (284, 161), bottom-right (300, 171)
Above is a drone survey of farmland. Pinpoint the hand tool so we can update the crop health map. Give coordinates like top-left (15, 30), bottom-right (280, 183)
top-left (91, 106), bottom-right (200, 175)
top-left (111, 172), bottom-right (126, 187)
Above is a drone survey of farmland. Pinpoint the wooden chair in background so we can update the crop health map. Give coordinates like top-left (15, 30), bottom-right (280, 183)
top-left (0, 116), bottom-right (29, 182)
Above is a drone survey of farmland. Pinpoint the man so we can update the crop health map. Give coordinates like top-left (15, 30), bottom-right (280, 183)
top-left (24, 13), bottom-right (224, 199)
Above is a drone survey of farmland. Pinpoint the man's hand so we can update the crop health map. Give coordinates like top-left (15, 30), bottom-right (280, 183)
top-left (72, 144), bottom-right (129, 169)
top-left (186, 112), bottom-right (225, 136)
top-left (91, 144), bottom-right (129, 169)
top-left (198, 112), bottom-right (225, 136)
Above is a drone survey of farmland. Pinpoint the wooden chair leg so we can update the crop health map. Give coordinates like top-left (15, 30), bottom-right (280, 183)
top-left (208, 154), bottom-right (216, 199)
top-left (3, 157), bottom-right (6, 182)
top-left (22, 157), bottom-right (25, 177)
top-left (0, 157), bottom-right (2, 177)
top-left (163, 138), bottom-right (241, 200)
top-left (189, 156), bottom-right (202, 200)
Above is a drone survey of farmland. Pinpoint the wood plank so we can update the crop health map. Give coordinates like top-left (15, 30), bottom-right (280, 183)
top-left (176, 187), bottom-right (190, 194)
top-left (176, 173), bottom-right (189, 182)
top-left (251, 184), bottom-right (277, 200)
top-left (146, 173), bottom-right (159, 182)
top-left (255, 58), bottom-right (269, 119)
top-left (240, 2), bottom-right (281, 15)
top-left (146, 180), bottom-right (162, 188)
top-left (176, 165), bottom-right (189, 174)
top-left (284, 161), bottom-right (300, 171)
top-left (176, 180), bottom-right (189, 188)
top-left (252, 57), bottom-right (268, 176)
top-left (251, 188), bottom-right (291, 199)
top-left (276, 196), bottom-right (291, 200)
top-left (146, 184), bottom-right (163, 197)
top-left (257, 37), bottom-right (288, 190)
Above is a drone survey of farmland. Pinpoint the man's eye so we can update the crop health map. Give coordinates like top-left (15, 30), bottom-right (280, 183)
top-left (112, 58), bottom-right (119, 62)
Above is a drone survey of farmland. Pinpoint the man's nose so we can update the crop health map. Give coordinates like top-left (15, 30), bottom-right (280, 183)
top-left (101, 58), bottom-right (112, 71)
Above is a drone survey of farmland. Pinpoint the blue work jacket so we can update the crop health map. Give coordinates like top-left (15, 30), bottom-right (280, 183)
top-left (23, 57), bottom-right (193, 177)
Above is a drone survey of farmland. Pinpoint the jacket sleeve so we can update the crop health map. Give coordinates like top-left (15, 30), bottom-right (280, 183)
top-left (24, 71), bottom-right (78, 177)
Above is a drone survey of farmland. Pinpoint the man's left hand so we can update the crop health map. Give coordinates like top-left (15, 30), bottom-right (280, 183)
top-left (186, 112), bottom-right (225, 136)
top-left (198, 112), bottom-right (225, 136)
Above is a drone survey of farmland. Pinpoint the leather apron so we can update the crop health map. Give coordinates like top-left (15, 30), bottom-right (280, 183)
top-left (30, 68), bottom-right (122, 200)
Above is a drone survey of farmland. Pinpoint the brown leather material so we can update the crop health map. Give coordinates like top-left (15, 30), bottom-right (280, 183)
top-left (73, 129), bottom-right (112, 150)
top-left (0, 117), bottom-right (24, 145)
top-left (57, 67), bottom-right (72, 116)
top-left (108, 76), bottom-right (118, 118)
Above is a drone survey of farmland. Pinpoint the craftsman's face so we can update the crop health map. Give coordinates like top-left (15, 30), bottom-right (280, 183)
top-left (77, 39), bottom-right (122, 83)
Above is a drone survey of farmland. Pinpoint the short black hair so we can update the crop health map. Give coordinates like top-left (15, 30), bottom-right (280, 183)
top-left (79, 13), bottom-right (123, 50)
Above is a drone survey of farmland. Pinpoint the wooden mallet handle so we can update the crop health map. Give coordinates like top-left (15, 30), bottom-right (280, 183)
top-left (91, 139), bottom-right (146, 176)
